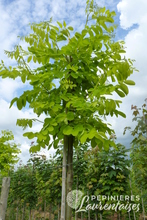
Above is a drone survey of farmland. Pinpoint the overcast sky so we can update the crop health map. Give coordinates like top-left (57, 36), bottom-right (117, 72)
top-left (0, 0), bottom-right (146, 164)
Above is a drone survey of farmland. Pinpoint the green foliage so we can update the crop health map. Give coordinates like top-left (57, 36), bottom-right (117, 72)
top-left (0, 2), bottom-right (136, 153)
top-left (34, 151), bottom-right (62, 207)
top-left (8, 162), bottom-right (37, 220)
top-left (124, 100), bottom-right (147, 187)
top-left (75, 144), bottom-right (132, 218)
top-left (5, 143), bottom-right (142, 219)
top-left (73, 144), bottom-right (89, 190)
top-left (0, 130), bottom-right (20, 176)
top-left (84, 144), bottom-right (130, 196)
top-left (7, 152), bottom-right (62, 219)
top-left (72, 143), bottom-right (133, 219)
top-left (124, 99), bottom-right (147, 212)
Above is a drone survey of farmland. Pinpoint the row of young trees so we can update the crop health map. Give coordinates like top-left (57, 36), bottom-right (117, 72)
top-left (2, 143), bottom-right (140, 220)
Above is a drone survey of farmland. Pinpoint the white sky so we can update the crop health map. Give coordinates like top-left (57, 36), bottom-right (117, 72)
top-left (0, 0), bottom-right (146, 164)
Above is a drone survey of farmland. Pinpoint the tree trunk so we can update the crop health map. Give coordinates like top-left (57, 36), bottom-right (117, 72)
top-left (88, 209), bottom-right (90, 220)
top-left (22, 203), bottom-right (25, 220)
top-left (141, 190), bottom-right (145, 220)
top-left (95, 210), bottom-right (98, 220)
top-left (129, 177), bottom-right (136, 220)
top-left (100, 213), bottom-right (102, 220)
top-left (16, 204), bottom-right (19, 220)
top-left (58, 203), bottom-right (60, 220)
top-left (75, 184), bottom-right (78, 220)
top-left (29, 209), bottom-right (31, 220)
top-left (66, 135), bottom-right (73, 220)
top-left (61, 135), bottom-right (67, 220)
top-left (87, 191), bottom-right (90, 220)
top-left (128, 211), bottom-right (131, 220)
top-left (75, 152), bottom-right (79, 220)
top-left (81, 212), bottom-right (83, 220)
top-left (0, 177), bottom-right (10, 220)
top-left (32, 210), bottom-right (35, 220)
top-left (44, 200), bottom-right (46, 219)
top-left (49, 204), bottom-right (52, 220)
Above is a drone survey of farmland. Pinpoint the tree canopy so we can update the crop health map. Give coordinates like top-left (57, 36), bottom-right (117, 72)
top-left (0, 1), bottom-right (136, 153)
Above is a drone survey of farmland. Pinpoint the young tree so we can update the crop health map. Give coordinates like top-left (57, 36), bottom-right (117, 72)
top-left (34, 152), bottom-right (62, 219)
top-left (0, 0), bottom-right (136, 219)
top-left (124, 99), bottom-right (147, 217)
top-left (0, 130), bottom-right (20, 220)
top-left (83, 144), bottom-right (131, 219)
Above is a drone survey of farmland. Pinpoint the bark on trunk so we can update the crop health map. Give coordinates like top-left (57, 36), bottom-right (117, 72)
top-left (61, 135), bottom-right (67, 220)
top-left (0, 177), bottom-right (10, 220)
top-left (66, 135), bottom-right (73, 220)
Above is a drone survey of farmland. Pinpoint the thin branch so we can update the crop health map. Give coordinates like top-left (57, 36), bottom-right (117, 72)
top-left (41, 83), bottom-right (50, 95)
